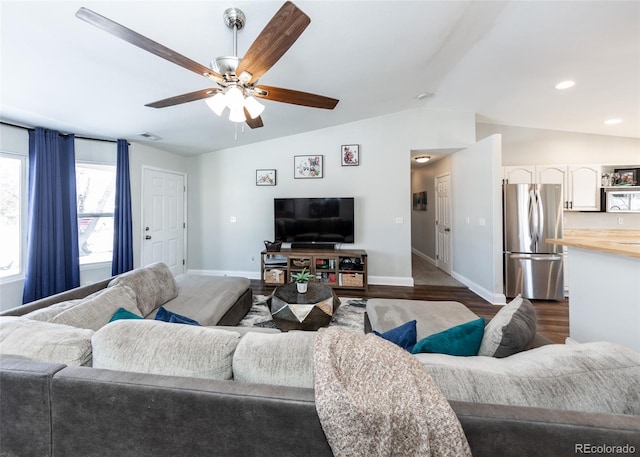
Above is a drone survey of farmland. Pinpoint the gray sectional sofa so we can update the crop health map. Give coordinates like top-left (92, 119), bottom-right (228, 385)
top-left (1, 264), bottom-right (639, 457)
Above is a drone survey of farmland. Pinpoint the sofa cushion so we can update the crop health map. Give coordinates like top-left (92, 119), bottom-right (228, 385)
top-left (414, 341), bottom-right (640, 415)
top-left (0, 317), bottom-right (94, 366)
top-left (372, 320), bottom-right (417, 352)
top-left (50, 285), bottom-right (140, 331)
top-left (92, 320), bottom-right (241, 380)
top-left (233, 331), bottom-right (316, 388)
top-left (147, 274), bottom-right (250, 326)
top-left (412, 318), bottom-right (485, 356)
top-left (366, 299), bottom-right (480, 341)
top-left (109, 262), bottom-right (178, 316)
top-left (22, 298), bottom-right (85, 321)
top-left (478, 295), bottom-right (537, 357)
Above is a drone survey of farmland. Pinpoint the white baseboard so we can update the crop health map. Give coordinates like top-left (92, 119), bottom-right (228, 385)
top-left (451, 271), bottom-right (506, 305)
top-left (186, 269), bottom-right (261, 280)
top-left (369, 275), bottom-right (415, 287)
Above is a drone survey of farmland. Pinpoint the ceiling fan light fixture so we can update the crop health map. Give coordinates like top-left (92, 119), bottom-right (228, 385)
top-left (205, 92), bottom-right (227, 116)
top-left (415, 156), bottom-right (431, 163)
top-left (228, 104), bottom-right (246, 123)
top-left (244, 95), bottom-right (265, 119)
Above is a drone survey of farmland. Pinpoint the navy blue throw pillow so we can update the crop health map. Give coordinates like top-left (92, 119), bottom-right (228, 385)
top-left (155, 306), bottom-right (201, 326)
top-left (372, 320), bottom-right (417, 352)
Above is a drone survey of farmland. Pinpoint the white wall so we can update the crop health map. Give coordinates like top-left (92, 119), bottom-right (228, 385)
top-left (450, 135), bottom-right (504, 303)
top-left (187, 107), bottom-right (476, 285)
top-left (477, 123), bottom-right (640, 165)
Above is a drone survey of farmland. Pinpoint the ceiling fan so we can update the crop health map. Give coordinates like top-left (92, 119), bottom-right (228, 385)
top-left (75, 1), bottom-right (339, 129)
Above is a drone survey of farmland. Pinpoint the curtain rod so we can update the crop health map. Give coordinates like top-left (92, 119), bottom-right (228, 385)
top-left (0, 121), bottom-right (128, 145)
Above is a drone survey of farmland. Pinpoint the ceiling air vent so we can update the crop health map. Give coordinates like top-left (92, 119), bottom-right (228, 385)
top-left (138, 132), bottom-right (162, 141)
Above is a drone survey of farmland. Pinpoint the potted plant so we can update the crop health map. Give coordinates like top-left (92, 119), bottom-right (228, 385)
top-left (291, 268), bottom-right (313, 293)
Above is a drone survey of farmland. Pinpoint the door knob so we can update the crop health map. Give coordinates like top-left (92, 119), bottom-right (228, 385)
top-left (145, 235), bottom-right (152, 240)
top-left (444, 228), bottom-right (451, 232)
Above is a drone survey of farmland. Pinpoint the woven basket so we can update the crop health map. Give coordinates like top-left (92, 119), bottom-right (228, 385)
top-left (264, 269), bottom-right (285, 284)
top-left (341, 273), bottom-right (363, 287)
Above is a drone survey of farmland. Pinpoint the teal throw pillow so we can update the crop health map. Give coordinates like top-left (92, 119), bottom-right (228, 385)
top-left (411, 318), bottom-right (485, 356)
top-left (372, 320), bottom-right (417, 352)
top-left (109, 307), bottom-right (143, 322)
top-left (155, 306), bottom-right (201, 326)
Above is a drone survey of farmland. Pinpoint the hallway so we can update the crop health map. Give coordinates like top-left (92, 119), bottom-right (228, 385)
top-left (411, 253), bottom-right (465, 287)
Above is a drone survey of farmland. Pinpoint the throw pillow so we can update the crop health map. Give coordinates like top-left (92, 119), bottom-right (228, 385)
top-left (372, 320), bottom-right (417, 352)
top-left (109, 307), bottom-right (144, 322)
top-left (155, 306), bottom-right (200, 326)
top-left (477, 295), bottom-right (537, 358)
top-left (50, 285), bottom-right (139, 331)
top-left (412, 318), bottom-right (485, 356)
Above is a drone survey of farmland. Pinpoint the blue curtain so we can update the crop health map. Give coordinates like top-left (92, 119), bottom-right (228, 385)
top-left (111, 139), bottom-right (133, 275)
top-left (23, 127), bottom-right (80, 303)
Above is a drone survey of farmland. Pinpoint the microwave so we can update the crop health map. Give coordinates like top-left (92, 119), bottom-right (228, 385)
top-left (601, 187), bottom-right (640, 213)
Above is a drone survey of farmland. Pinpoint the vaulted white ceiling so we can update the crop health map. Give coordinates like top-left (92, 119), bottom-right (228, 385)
top-left (1, 1), bottom-right (638, 155)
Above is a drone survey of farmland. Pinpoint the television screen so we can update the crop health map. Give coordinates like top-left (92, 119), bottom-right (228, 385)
top-left (274, 198), bottom-right (355, 243)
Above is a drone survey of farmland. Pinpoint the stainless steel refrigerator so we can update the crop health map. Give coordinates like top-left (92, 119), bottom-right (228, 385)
top-left (503, 183), bottom-right (564, 300)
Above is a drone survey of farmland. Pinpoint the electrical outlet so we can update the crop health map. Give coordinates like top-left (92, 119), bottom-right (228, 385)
top-left (395, 217), bottom-right (404, 224)
top-left (617, 217), bottom-right (624, 225)
top-left (230, 216), bottom-right (237, 223)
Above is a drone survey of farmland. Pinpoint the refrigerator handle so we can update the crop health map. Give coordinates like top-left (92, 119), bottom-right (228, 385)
top-left (536, 188), bottom-right (544, 247)
top-left (528, 189), bottom-right (538, 249)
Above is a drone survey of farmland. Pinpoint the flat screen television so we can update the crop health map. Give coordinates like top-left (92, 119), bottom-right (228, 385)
top-left (274, 198), bottom-right (354, 244)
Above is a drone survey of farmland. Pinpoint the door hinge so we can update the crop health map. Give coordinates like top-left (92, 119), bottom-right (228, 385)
top-left (182, 259), bottom-right (185, 266)
top-left (183, 222), bottom-right (186, 229)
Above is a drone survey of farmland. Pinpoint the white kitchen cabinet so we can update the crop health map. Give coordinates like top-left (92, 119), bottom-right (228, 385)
top-left (504, 166), bottom-right (535, 184)
top-left (504, 164), bottom-right (601, 211)
top-left (567, 165), bottom-right (601, 211)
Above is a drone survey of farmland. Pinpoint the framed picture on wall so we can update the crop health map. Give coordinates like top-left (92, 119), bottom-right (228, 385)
top-left (341, 144), bottom-right (360, 166)
top-left (412, 191), bottom-right (427, 211)
top-left (294, 155), bottom-right (323, 178)
top-left (256, 169), bottom-right (276, 186)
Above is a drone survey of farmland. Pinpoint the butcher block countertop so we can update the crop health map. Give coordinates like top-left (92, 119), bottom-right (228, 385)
top-left (547, 229), bottom-right (640, 259)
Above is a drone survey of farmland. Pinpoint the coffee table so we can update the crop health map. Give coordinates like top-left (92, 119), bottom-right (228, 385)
top-left (268, 282), bottom-right (341, 331)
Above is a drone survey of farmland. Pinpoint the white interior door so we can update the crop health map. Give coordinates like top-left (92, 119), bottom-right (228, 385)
top-left (435, 174), bottom-right (452, 275)
top-left (142, 168), bottom-right (185, 275)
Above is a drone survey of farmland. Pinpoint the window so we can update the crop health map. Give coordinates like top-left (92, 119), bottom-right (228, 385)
top-left (0, 154), bottom-right (24, 279)
top-left (76, 163), bottom-right (116, 265)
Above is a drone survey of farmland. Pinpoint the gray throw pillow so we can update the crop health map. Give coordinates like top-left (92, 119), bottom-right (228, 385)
top-left (478, 295), bottom-right (536, 358)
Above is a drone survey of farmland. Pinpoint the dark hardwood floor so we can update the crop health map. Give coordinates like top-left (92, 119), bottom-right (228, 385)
top-left (250, 280), bottom-right (569, 344)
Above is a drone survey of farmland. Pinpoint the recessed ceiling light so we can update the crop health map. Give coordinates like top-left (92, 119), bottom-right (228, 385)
top-left (604, 118), bottom-right (623, 125)
top-left (555, 80), bottom-right (575, 90)
top-left (415, 156), bottom-right (431, 163)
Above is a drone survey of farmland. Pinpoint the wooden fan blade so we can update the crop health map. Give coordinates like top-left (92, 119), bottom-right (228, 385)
top-left (244, 109), bottom-right (264, 129)
top-left (254, 85), bottom-right (339, 110)
top-left (145, 89), bottom-right (221, 108)
top-left (76, 7), bottom-right (223, 83)
top-left (236, 2), bottom-right (310, 84)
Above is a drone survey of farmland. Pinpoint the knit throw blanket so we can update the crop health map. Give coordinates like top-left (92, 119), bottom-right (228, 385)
top-left (314, 327), bottom-right (472, 457)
